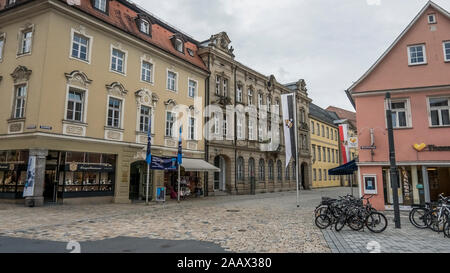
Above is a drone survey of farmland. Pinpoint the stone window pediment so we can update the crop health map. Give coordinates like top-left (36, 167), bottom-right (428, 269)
top-left (106, 82), bottom-right (127, 97)
top-left (65, 70), bottom-right (92, 88)
top-left (135, 88), bottom-right (158, 107)
top-left (11, 66), bottom-right (32, 84)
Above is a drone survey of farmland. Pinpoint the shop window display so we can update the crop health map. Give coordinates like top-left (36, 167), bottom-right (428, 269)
top-left (0, 150), bottom-right (28, 198)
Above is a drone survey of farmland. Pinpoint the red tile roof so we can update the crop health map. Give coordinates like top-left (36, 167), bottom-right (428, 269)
top-left (326, 106), bottom-right (357, 127)
top-left (1, 0), bottom-right (208, 72)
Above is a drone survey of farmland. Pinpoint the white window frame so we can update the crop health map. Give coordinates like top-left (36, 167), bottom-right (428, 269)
top-left (17, 26), bottom-right (34, 57)
top-left (385, 98), bottom-right (412, 129)
top-left (248, 89), bottom-right (253, 105)
top-left (94, 0), bottom-right (107, 12)
top-left (12, 84), bottom-right (27, 119)
top-left (443, 41), bottom-right (450, 62)
top-left (236, 85), bottom-right (242, 103)
top-left (248, 119), bottom-right (255, 140)
top-left (110, 45), bottom-right (127, 75)
top-left (166, 69), bottom-right (178, 92)
top-left (175, 38), bottom-right (183, 53)
top-left (141, 60), bottom-right (153, 83)
top-left (139, 105), bottom-right (152, 133)
top-left (106, 95), bottom-right (124, 129)
top-left (427, 96), bottom-right (450, 127)
top-left (407, 44), bottom-right (427, 66)
top-left (188, 78), bottom-right (198, 99)
top-left (363, 174), bottom-right (378, 195)
top-left (0, 33), bottom-right (5, 62)
top-left (428, 13), bottom-right (436, 24)
top-left (140, 19), bottom-right (150, 34)
top-left (258, 93), bottom-right (263, 108)
top-left (65, 85), bottom-right (88, 123)
top-left (165, 111), bottom-right (176, 137)
top-left (188, 116), bottom-right (196, 140)
top-left (69, 28), bottom-right (93, 64)
top-left (237, 117), bottom-right (243, 139)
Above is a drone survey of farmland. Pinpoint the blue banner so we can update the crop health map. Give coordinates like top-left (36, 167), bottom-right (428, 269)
top-left (150, 156), bottom-right (177, 171)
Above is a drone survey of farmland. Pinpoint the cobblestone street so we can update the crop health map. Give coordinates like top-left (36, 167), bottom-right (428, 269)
top-left (0, 187), bottom-right (449, 253)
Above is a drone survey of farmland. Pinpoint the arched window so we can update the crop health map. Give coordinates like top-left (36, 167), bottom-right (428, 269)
top-left (277, 160), bottom-right (282, 181)
top-left (292, 163), bottom-right (296, 180)
top-left (248, 158), bottom-right (255, 178)
top-left (268, 160), bottom-right (274, 180)
top-left (237, 157), bottom-right (244, 181)
top-left (285, 163), bottom-right (290, 181)
top-left (259, 159), bottom-right (265, 181)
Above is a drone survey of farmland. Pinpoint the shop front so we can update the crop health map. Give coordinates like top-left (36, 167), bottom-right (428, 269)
top-left (0, 150), bottom-right (29, 200)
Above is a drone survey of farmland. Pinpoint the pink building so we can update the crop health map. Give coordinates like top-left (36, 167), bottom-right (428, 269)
top-left (347, 1), bottom-right (450, 210)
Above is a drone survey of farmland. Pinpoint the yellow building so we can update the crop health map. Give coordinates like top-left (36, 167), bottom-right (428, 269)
top-left (0, 0), bottom-right (210, 205)
top-left (309, 104), bottom-right (341, 188)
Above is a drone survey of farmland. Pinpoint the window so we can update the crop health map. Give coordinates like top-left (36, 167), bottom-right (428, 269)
top-left (139, 106), bottom-right (151, 133)
top-left (312, 145), bottom-right (316, 162)
top-left (318, 169), bottom-right (322, 181)
top-left (326, 127), bottom-right (329, 139)
top-left (7, 0), bottom-right (16, 6)
top-left (107, 97), bottom-right (122, 128)
top-left (167, 71), bottom-right (177, 91)
top-left (332, 149), bottom-right (335, 163)
top-left (311, 121), bottom-right (315, 134)
top-left (258, 93), bottom-right (263, 108)
top-left (19, 29), bottom-right (32, 55)
top-left (223, 115), bottom-right (227, 137)
top-left (237, 157), bottom-right (244, 181)
top-left (408, 44), bottom-right (426, 65)
top-left (212, 114), bottom-right (220, 135)
top-left (268, 160), bottom-right (274, 180)
top-left (428, 14), bottom-right (436, 24)
top-left (317, 145), bottom-right (321, 161)
top-left (429, 97), bottom-right (450, 126)
top-left (188, 79), bottom-right (197, 98)
top-left (236, 86), bottom-right (243, 102)
top-left (321, 125), bottom-right (325, 137)
top-left (188, 117), bottom-right (195, 140)
top-left (313, 169), bottom-right (316, 181)
top-left (13, 85), bottom-right (27, 119)
top-left (165, 112), bottom-right (175, 137)
top-left (330, 130), bottom-right (333, 141)
top-left (285, 163), bottom-right (290, 180)
top-left (248, 158), bottom-right (255, 178)
top-left (389, 100), bottom-right (409, 128)
top-left (275, 99), bottom-right (280, 115)
top-left (292, 164), bottom-right (296, 180)
top-left (111, 48), bottom-right (125, 74)
top-left (248, 89), bottom-right (253, 105)
top-left (223, 79), bottom-right (228, 97)
top-left (327, 148), bottom-right (331, 163)
top-left (140, 20), bottom-right (150, 34)
top-left (94, 0), bottom-right (107, 12)
top-left (267, 97), bottom-right (272, 113)
top-left (215, 76), bottom-right (221, 95)
top-left (277, 161), bottom-right (282, 181)
top-left (324, 170), bottom-right (327, 181)
top-left (249, 119), bottom-right (255, 140)
top-left (237, 117), bottom-right (243, 139)
top-left (0, 35), bottom-right (4, 61)
top-left (72, 33), bottom-right (89, 61)
top-left (66, 89), bottom-right (84, 122)
top-left (175, 39), bottom-right (183, 53)
top-left (259, 159), bottom-right (265, 181)
top-left (141, 61), bottom-right (153, 83)
top-left (443, 42), bottom-right (450, 62)
top-left (323, 147), bottom-right (326, 162)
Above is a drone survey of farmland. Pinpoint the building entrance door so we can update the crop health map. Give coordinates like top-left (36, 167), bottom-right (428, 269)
top-left (44, 169), bottom-right (57, 203)
top-left (214, 156), bottom-right (226, 191)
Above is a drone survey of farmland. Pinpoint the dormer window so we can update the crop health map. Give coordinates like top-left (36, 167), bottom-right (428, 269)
top-left (93, 0), bottom-right (108, 13)
top-left (140, 20), bottom-right (150, 35)
top-left (428, 13), bottom-right (436, 24)
top-left (187, 48), bottom-right (194, 57)
top-left (175, 39), bottom-right (183, 52)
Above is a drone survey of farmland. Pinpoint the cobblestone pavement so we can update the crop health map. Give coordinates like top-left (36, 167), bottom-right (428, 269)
top-left (0, 187), bottom-right (349, 253)
top-left (321, 211), bottom-right (450, 253)
top-left (1, 187), bottom-right (448, 253)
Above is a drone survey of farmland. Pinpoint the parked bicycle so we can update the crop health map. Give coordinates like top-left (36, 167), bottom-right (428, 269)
top-left (409, 193), bottom-right (450, 236)
top-left (314, 194), bottom-right (388, 233)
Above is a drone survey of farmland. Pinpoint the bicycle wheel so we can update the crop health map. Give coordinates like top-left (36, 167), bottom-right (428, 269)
top-left (366, 212), bottom-right (388, 233)
top-left (335, 216), bottom-right (346, 232)
top-left (425, 209), bottom-right (447, 232)
top-left (444, 221), bottom-right (450, 238)
top-left (409, 208), bottom-right (429, 229)
top-left (348, 215), bottom-right (364, 231)
top-left (315, 214), bottom-right (332, 229)
top-left (315, 206), bottom-right (329, 218)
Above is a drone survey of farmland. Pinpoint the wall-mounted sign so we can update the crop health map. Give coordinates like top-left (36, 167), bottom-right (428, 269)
top-left (427, 145), bottom-right (450, 152)
top-left (0, 163), bottom-right (15, 171)
top-left (40, 125), bottom-right (52, 130)
top-left (26, 125), bottom-right (37, 130)
top-left (363, 174), bottom-right (377, 195)
top-left (413, 143), bottom-right (426, 152)
top-left (360, 146), bottom-right (377, 150)
top-left (65, 164), bottom-right (114, 172)
top-left (348, 137), bottom-right (358, 148)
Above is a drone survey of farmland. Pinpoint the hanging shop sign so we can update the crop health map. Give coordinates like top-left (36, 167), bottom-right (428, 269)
top-left (360, 146), bottom-right (377, 150)
top-left (23, 156), bottom-right (37, 198)
top-left (64, 163), bottom-right (114, 172)
top-left (150, 156), bottom-right (177, 171)
top-left (348, 137), bottom-right (358, 148)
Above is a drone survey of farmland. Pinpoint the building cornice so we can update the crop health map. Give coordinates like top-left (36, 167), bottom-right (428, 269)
top-left (350, 84), bottom-right (450, 98)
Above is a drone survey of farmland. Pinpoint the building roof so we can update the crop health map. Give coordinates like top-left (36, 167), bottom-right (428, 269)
top-left (0, 0), bottom-right (208, 72)
top-left (309, 103), bottom-right (337, 126)
top-left (346, 1), bottom-right (450, 106)
top-left (326, 106), bottom-right (356, 128)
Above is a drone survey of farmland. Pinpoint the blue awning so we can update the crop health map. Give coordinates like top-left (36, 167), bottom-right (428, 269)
top-left (328, 160), bottom-right (358, 176)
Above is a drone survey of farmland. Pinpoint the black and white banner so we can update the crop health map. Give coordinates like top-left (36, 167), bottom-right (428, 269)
top-left (23, 156), bottom-right (36, 198)
top-left (281, 93), bottom-right (297, 167)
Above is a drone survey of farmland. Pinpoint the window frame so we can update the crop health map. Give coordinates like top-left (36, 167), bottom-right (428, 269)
top-left (110, 45), bottom-right (127, 75)
top-left (385, 98), bottom-right (412, 129)
top-left (141, 60), bottom-right (154, 84)
top-left (188, 78), bottom-right (198, 99)
top-left (428, 13), bottom-right (437, 24)
top-left (427, 96), bottom-right (450, 127)
top-left (139, 105), bottom-right (152, 133)
top-left (166, 69), bottom-right (178, 92)
top-left (0, 33), bottom-right (5, 62)
top-left (17, 27), bottom-right (34, 57)
top-left (65, 86), bottom-right (88, 123)
top-left (70, 29), bottom-right (93, 64)
top-left (407, 44), bottom-right (427, 66)
top-left (12, 84), bottom-right (27, 119)
top-left (93, 0), bottom-right (109, 14)
top-left (188, 116), bottom-right (196, 140)
top-left (106, 96), bottom-right (123, 129)
top-left (443, 41), bottom-right (450, 62)
top-left (236, 85), bottom-right (243, 103)
top-left (165, 111), bottom-right (176, 137)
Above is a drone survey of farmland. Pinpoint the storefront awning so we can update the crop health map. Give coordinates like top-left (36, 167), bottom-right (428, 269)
top-left (181, 158), bottom-right (220, 172)
top-left (328, 160), bottom-right (358, 176)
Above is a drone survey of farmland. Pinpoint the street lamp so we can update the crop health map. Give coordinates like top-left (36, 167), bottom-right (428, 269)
top-left (385, 92), bottom-right (401, 229)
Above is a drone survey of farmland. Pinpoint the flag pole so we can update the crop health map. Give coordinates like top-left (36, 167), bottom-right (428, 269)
top-left (177, 126), bottom-right (182, 203)
top-left (145, 116), bottom-right (152, 206)
top-left (294, 93), bottom-right (300, 208)
top-left (146, 162), bottom-right (150, 205)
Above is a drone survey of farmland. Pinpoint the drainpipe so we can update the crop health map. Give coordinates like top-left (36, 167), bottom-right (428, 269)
top-left (234, 64), bottom-right (238, 195)
top-left (204, 53), bottom-right (211, 197)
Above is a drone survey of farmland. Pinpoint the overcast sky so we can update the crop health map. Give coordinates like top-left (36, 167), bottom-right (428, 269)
top-left (133, 0), bottom-right (449, 111)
